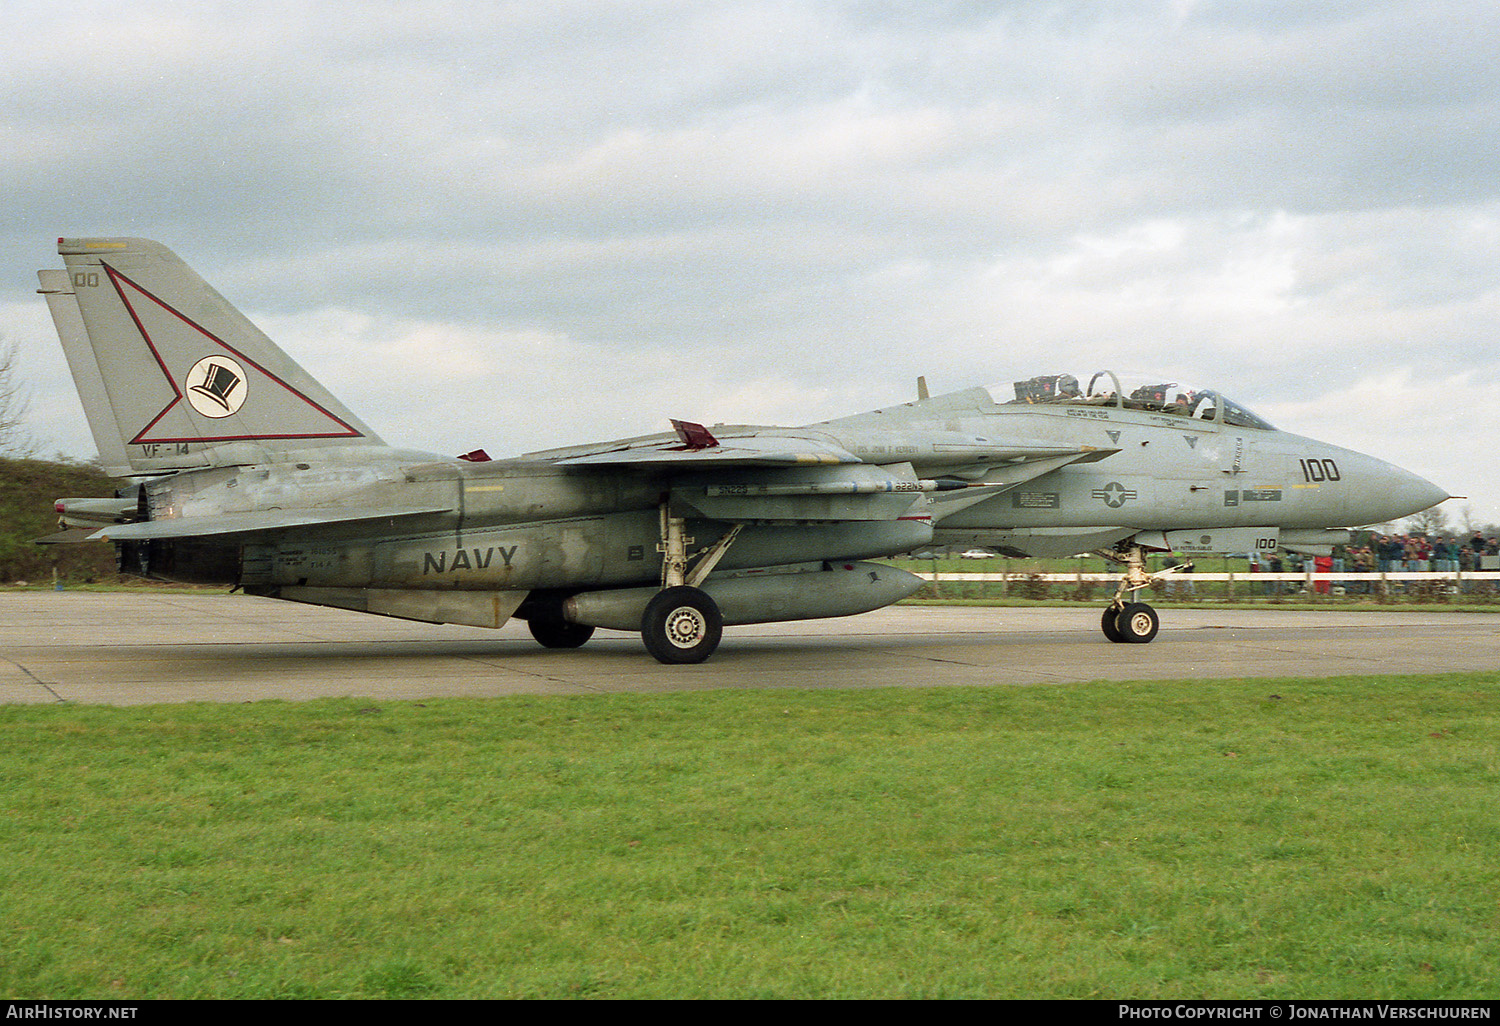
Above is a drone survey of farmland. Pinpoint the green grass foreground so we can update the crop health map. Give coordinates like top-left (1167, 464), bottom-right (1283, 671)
top-left (2, 676), bottom-right (1497, 999)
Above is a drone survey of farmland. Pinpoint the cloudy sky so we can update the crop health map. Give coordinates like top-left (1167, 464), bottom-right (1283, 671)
top-left (2, 0), bottom-right (1496, 527)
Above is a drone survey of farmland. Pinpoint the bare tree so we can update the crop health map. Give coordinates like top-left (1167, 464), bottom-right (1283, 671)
top-left (0, 339), bottom-right (34, 456)
top-left (1402, 504), bottom-right (1451, 537)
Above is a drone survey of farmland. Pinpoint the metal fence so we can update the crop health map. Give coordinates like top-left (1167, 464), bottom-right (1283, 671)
top-left (913, 570), bottom-right (1500, 603)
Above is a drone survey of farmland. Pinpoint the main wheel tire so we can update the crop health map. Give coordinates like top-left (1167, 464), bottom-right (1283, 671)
top-left (527, 615), bottom-right (595, 649)
top-left (1101, 605), bottom-right (1126, 643)
top-left (1116, 602), bottom-right (1160, 644)
top-left (641, 586), bottom-right (723, 664)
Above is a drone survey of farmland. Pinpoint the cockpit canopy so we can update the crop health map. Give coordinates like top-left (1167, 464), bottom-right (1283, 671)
top-left (991, 371), bottom-right (1276, 431)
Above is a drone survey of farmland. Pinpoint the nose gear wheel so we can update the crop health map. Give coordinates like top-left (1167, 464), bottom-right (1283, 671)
top-left (1113, 602), bottom-right (1159, 643)
top-left (1097, 543), bottom-right (1185, 645)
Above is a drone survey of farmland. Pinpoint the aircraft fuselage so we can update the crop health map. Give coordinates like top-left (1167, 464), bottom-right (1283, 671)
top-left (42, 236), bottom-right (1450, 661)
top-left (810, 387), bottom-right (1437, 534)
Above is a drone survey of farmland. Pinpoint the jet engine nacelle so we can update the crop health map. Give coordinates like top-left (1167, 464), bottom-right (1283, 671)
top-left (563, 561), bottom-right (924, 631)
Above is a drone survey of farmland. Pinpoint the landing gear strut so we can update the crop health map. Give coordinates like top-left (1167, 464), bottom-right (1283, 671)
top-left (640, 506), bottom-right (742, 664)
top-left (1096, 543), bottom-right (1189, 644)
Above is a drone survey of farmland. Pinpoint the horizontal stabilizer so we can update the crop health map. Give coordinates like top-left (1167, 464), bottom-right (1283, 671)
top-left (34, 528), bottom-right (103, 546)
top-left (88, 506), bottom-right (453, 542)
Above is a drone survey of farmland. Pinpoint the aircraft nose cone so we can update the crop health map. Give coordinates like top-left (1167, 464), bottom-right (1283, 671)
top-left (1373, 463), bottom-right (1449, 524)
top-left (1415, 475), bottom-right (1450, 512)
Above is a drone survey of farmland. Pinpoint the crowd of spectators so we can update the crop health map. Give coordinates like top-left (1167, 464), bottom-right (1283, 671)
top-left (1342, 531), bottom-right (1499, 573)
top-left (1243, 529), bottom-right (1499, 596)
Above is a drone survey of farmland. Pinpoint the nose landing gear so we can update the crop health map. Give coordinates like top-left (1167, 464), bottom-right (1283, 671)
top-left (1105, 601), bottom-right (1159, 643)
top-left (1097, 543), bottom-right (1189, 644)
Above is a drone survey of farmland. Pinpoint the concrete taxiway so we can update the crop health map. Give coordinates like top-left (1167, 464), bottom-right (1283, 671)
top-left (1, 592), bottom-right (1496, 705)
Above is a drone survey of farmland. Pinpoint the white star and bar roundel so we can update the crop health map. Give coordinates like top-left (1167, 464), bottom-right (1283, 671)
top-left (1092, 481), bottom-right (1139, 508)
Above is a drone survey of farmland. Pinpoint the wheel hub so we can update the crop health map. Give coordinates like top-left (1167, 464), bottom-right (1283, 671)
top-left (664, 606), bottom-right (707, 648)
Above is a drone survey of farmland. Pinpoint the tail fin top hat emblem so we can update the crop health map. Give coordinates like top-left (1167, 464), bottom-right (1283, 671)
top-left (185, 356), bottom-right (247, 418)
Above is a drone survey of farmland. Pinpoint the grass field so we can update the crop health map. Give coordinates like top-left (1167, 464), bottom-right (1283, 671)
top-left (1, 674), bottom-right (1497, 999)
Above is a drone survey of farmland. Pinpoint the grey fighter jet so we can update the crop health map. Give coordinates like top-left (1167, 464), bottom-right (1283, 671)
top-left (39, 238), bottom-right (1449, 662)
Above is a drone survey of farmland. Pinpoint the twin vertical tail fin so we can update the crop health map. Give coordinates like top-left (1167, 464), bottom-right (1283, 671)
top-left (40, 238), bottom-right (383, 476)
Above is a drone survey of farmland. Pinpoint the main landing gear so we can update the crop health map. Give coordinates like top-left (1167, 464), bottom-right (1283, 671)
top-left (640, 506), bottom-right (742, 664)
top-left (520, 506), bottom-right (741, 663)
top-left (527, 610), bottom-right (595, 649)
top-left (1097, 543), bottom-right (1190, 645)
top-left (641, 585), bottom-right (722, 664)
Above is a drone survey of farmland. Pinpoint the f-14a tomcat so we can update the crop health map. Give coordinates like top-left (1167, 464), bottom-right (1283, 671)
top-left (39, 238), bottom-right (1449, 662)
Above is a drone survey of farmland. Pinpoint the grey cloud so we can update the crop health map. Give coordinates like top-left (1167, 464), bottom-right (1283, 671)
top-left (3, 0), bottom-right (1499, 519)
